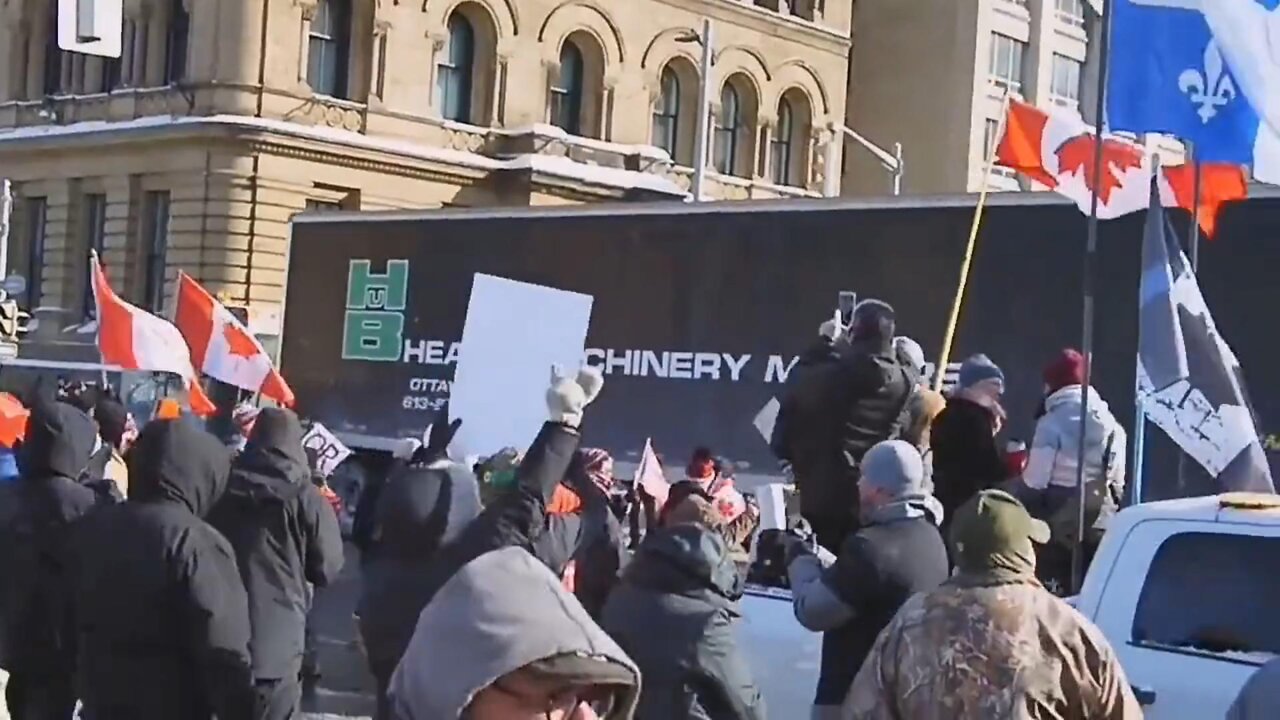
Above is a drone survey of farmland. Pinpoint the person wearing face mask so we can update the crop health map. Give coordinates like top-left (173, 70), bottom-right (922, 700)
top-left (783, 440), bottom-right (949, 719)
top-left (930, 354), bottom-right (1009, 552)
top-left (844, 489), bottom-right (1141, 720)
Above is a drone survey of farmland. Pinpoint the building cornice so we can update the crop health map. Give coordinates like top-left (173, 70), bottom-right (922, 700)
top-left (660, 0), bottom-right (851, 55)
top-left (0, 115), bottom-right (686, 197)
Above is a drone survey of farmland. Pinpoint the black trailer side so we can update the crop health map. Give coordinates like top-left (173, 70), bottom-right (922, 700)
top-left (281, 193), bottom-right (1280, 500)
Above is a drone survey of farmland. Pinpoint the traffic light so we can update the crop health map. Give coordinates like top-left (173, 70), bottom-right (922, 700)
top-left (0, 292), bottom-right (31, 343)
top-left (0, 298), bottom-right (20, 341)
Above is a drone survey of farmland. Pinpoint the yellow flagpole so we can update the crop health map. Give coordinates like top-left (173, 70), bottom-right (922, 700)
top-left (933, 92), bottom-right (1013, 392)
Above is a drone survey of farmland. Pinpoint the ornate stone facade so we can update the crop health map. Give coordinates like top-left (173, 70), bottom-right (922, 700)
top-left (0, 0), bottom-right (850, 335)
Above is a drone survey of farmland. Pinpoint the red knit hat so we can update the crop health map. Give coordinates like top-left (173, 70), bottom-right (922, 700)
top-left (1044, 348), bottom-right (1086, 393)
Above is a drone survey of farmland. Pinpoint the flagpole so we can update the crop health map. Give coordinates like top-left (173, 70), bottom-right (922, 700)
top-left (1073, 0), bottom-right (1112, 595)
top-left (934, 92), bottom-right (1012, 392)
top-left (1131, 153), bottom-right (1166, 508)
top-left (1190, 149), bottom-right (1202, 272)
top-left (1175, 148), bottom-right (1202, 496)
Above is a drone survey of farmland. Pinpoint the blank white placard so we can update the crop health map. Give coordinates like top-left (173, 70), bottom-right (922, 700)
top-left (450, 274), bottom-right (593, 459)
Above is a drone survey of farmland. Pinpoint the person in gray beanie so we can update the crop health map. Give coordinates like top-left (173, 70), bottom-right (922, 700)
top-left (931, 353), bottom-right (1010, 555)
top-left (783, 440), bottom-right (949, 719)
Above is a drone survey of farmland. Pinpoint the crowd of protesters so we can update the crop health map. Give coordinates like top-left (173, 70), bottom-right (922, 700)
top-left (1, 296), bottom-right (1277, 719)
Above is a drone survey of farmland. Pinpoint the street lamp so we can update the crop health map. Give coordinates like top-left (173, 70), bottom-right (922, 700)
top-left (826, 124), bottom-right (903, 196)
top-left (676, 20), bottom-right (714, 202)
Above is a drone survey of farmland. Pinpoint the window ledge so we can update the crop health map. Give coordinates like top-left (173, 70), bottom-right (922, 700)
top-left (311, 94), bottom-right (368, 111)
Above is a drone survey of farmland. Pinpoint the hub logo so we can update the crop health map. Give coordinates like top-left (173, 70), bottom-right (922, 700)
top-left (342, 259), bottom-right (409, 362)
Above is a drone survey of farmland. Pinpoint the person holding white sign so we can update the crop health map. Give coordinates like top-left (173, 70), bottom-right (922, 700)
top-left (389, 365), bottom-right (643, 720)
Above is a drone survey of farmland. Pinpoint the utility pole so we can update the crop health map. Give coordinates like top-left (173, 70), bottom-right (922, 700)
top-left (686, 19), bottom-right (714, 202)
top-left (0, 179), bottom-right (12, 279)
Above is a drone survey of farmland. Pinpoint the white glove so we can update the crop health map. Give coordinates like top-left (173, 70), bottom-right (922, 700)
top-left (546, 365), bottom-right (605, 428)
top-left (818, 309), bottom-right (845, 341)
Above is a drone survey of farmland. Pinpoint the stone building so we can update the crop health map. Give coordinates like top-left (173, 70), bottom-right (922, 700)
top-left (842, 0), bottom-right (1182, 196)
top-left (0, 0), bottom-right (850, 337)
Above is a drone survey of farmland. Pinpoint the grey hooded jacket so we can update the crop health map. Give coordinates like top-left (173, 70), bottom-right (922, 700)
top-left (387, 545), bottom-right (641, 719)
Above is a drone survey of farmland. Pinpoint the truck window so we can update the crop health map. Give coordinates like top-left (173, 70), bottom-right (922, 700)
top-left (1131, 532), bottom-right (1280, 663)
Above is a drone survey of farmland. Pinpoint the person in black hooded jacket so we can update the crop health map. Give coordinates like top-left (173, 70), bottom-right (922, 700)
top-left (772, 301), bottom-right (917, 553)
top-left (207, 408), bottom-right (345, 720)
top-left (0, 396), bottom-right (105, 720)
top-left (356, 412), bottom-right (482, 720)
top-left (69, 417), bottom-right (256, 720)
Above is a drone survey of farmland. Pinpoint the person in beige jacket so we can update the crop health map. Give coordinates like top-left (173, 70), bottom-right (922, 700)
top-left (94, 395), bottom-right (135, 498)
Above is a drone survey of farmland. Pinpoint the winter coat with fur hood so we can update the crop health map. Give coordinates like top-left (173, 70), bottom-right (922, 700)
top-left (356, 454), bottom-right (481, 674)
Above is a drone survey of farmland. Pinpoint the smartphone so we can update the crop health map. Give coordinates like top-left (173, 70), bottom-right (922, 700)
top-left (837, 291), bottom-right (858, 328)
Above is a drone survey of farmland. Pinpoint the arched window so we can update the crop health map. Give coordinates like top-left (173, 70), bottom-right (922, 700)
top-left (550, 40), bottom-right (584, 134)
top-left (307, 0), bottom-right (352, 98)
top-left (713, 83), bottom-right (743, 175)
top-left (771, 98), bottom-right (794, 185)
top-left (652, 67), bottom-right (680, 158)
top-left (437, 14), bottom-right (475, 122)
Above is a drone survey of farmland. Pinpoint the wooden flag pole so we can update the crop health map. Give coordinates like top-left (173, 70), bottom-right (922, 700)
top-left (1073, 0), bottom-right (1113, 595)
top-left (934, 93), bottom-right (1012, 392)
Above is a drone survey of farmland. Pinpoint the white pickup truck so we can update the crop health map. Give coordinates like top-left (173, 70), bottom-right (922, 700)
top-left (735, 492), bottom-right (1280, 718)
top-left (1074, 492), bottom-right (1280, 718)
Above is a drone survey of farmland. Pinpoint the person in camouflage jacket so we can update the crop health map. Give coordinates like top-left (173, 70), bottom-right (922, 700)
top-left (844, 490), bottom-right (1142, 720)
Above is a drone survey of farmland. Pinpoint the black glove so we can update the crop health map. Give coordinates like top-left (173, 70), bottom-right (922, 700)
top-left (414, 409), bottom-right (462, 465)
top-left (781, 519), bottom-right (819, 566)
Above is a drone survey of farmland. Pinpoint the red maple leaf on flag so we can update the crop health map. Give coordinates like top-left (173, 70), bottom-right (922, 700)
top-left (1053, 134), bottom-right (1145, 204)
top-left (222, 322), bottom-right (261, 360)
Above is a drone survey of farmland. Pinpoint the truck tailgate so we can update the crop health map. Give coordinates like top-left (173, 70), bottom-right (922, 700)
top-left (738, 585), bottom-right (821, 712)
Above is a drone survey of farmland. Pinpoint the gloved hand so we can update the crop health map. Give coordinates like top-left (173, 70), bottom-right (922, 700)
top-left (818, 309), bottom-right (846, 341)
top-left (420, 410), bottom-right (463, 464)
top-left (546, 365), bottom-right (604, 428)
top-left (781, 519), bottom-right (822, 566)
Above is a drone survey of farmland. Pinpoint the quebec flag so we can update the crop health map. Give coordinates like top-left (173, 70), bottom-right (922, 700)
top-left (1109, 0), bottom-right (1280, 184)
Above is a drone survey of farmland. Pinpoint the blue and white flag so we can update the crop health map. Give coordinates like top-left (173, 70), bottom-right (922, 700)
top-left (1109, 0), bottom-right (1280, 184)
top-left (1137, 181), bottom-right (1274, 492)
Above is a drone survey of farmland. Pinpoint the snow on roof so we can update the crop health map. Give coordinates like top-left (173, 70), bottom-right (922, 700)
top-left (0, 114), bottom-right (688, 196)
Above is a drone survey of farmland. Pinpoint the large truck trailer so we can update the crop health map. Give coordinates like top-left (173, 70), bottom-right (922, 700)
top-left (280, 192), bottom-right (1280, 499)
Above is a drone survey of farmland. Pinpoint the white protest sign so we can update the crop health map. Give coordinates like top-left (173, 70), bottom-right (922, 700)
top-left (302, 422), bottom-right (352, 477)
top-left (450, 274), bottom-right (593, 458)
top-left (757, 483), bottom-right (789, 531)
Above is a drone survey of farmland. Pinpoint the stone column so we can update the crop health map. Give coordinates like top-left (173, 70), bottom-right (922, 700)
top-left (371, 19), bottom-right (392, 103)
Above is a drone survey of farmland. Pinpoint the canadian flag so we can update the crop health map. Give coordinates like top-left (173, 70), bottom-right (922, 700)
top-left (996, 100), bottom-right (1247, 237)
top-left (91, 254), bottom-right (216, 416)
top-left (174, 272), bottom-right (295, 407)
